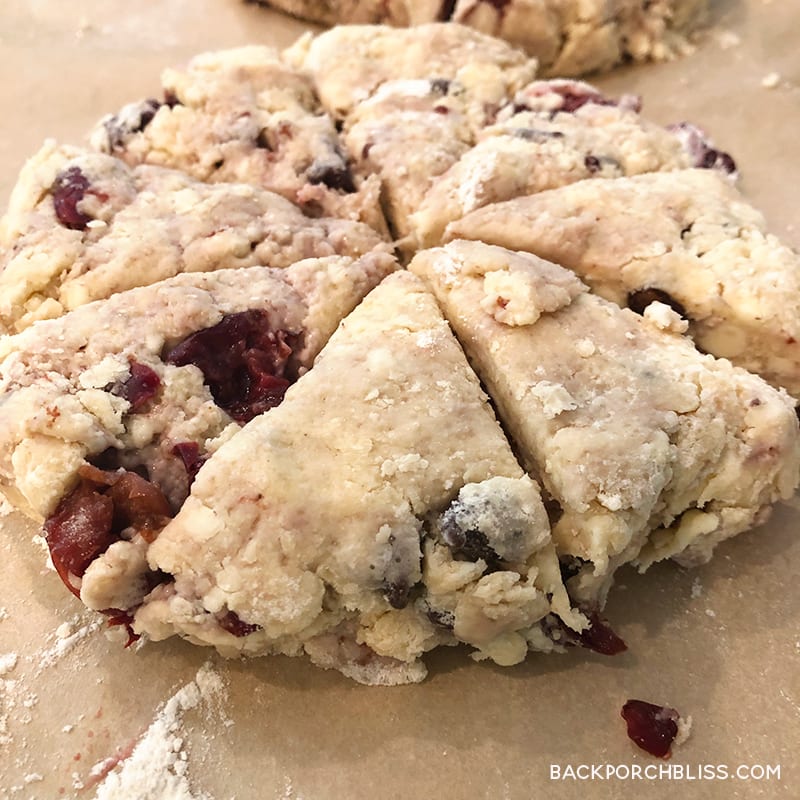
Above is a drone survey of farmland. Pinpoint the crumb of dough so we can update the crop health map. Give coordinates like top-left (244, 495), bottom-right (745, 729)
top-left (0, 653), bottom-right (18, 676)
top-left (713, 29), bottom-right (741, 49)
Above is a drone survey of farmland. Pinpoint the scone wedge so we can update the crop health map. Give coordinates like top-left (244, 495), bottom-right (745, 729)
top-left (0, 253), bottom-right (395, 609)
top-left (410, 241), bottom-right (800, 603)
top-left (341, 78), bottom-right (477, 248)
top-left (445, 169), bottom-right (800, 397)
top-left (88, 46), bottom-right (386, 231)
top-left (283, 23), bottom-right (537, 120)
top-left (409, 82), bottom-right (735, 249)
top-left (0, 141), bottom-right (390, 333)
top-left (137, 271), bottom-right (583, 684)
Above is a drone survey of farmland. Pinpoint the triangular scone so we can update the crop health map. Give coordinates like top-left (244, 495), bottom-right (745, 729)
top-left (137, 272), bottom-right (582, 685)
top-left (283, 23), bottom-right (537, 120)
top-left (342, 79), bottom-right (477, 247)
top-left (408, 81), bottom-right (734, 248)
top-left (0, 252), bottom-right (395, 525)
top-left (410, 241), bottom-right (800, 603)
top-left (444, 169), bottom-right (800, 397)
top-left (0, 142), bottom-right (390, 333)
top-left (87, 47), bottom-right (385, 231)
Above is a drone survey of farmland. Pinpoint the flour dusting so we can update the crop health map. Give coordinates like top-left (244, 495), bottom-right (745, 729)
top-left (35, 612), bottom-right (104, 672)
top-left (0, 653), bottom-right (19, 747)
top-left (0, 494), bottom-right (14, 516)
top-left (92, 662), bottom-right (226, 800)
top-left (0, 654), bottom-right (17, 677)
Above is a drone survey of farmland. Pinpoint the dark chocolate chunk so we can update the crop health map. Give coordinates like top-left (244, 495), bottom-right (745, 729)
top-left (430, 78), bottom-right (452, 95)
top-left (558, 555), bottom-right (588, 583)
top-left (511, 128), bottom-right (565, 142)
top-left (439, 504), bottom-right (503, 570)
top-left (441, 521), bottom-right (501, 568)
top-left (383, 580), bottom-right (412, 609)
top-left (101, 98), bottom-right (162, 151)
top-left (668, 122), bottom-right (737, 176)
top-left (307, 157), bottom-right (356, 193)
top-left (584, 154), bottom-right (602, 173)
top-left (436, 0), bottom-right (457, 21)
top-left (426, 606), bottom-right (455, 630)
top-left (163, 90), bottom-right (181, 108)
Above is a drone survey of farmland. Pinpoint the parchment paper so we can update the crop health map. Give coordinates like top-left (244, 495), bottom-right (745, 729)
top-left (0, 2), bottom-right (798, 798)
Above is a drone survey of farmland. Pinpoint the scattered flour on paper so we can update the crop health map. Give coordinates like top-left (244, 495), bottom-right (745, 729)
top-left (0, 494), bottom-right (14, 517)
top-left (30, 533), bottom-right (54, 567)
top-left (35, 611), bottom-right (104, 672)
top-left (279, 777), bottom-right (308, 799)
top-left (92, 662), bottom-right (227, 800)
top-left (0, 654), bottom-right (19, 676)
top-left (711, 29), bottom-right (741, 50)
top-left (0, 652), bottom-right (19, 747)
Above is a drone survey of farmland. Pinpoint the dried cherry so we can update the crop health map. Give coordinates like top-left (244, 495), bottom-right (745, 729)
top-left (44, 476), bottom-right (115, 596)
top-left (51, 167), bottom-right (93, 230)
top-left (218, 610), bottom-right (261, 637)
top-left (546, 608), bottom-right (628, 655)
top-left (165, 310), bottom-right (294, 423)
top-left (553, 86), bottom-right (616, 113)
top-left (171, 441), bottom-right (208, 486)
top-left (103, 608), bottom-right (140, 648)
top-left (107, 360), bottom-right (161, 411)
top-left (43, 465), bottom-right (172, 598)
top-left (621, 699), bottom-right (681, 758)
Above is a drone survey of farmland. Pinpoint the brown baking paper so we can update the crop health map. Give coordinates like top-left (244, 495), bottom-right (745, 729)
top-left (0, 1), bottom-right (798, 798)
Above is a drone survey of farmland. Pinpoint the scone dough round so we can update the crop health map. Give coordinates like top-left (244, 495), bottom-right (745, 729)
top-left (1, 23), bottom-right (798, 683)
